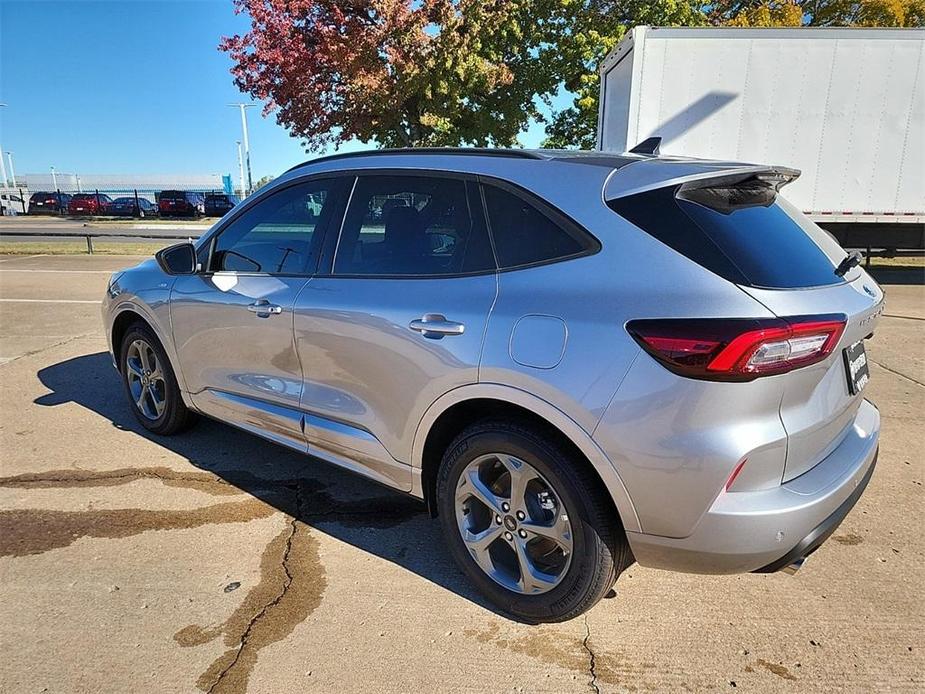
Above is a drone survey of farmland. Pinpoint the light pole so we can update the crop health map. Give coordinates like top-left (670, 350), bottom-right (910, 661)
top-left (236, 140), bottom-right (245, 198)
top-left (0, 103), bottom-right (7, 188)
top-left (50, 166), bottom-right (58, 191)
top-left (228, 103), bottom-right (254, 194)
top-left (4, 152), bottom-right (16, 187)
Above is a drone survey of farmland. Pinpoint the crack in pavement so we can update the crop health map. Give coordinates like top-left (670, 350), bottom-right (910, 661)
top-left (0, 466), bottom-right (244, 496)
top-left (883, 313), bottom-right (925, 322)
top-left (0, 332), bottom-right (95, 366)
top-left (582, 614), bottom-right (601, 694)
top-left (872, 359), bottom-right (925, 388)
top-left (206, 511), bottom-right (300, 694)
top-left (181, 482), bottom-right (328, 694)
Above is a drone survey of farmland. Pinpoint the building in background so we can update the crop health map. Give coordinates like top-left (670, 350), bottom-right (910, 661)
top-left (18, 173), bottom-right (227, 201)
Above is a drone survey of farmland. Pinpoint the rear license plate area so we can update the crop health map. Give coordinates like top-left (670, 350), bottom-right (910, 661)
top-left (843, 340), bottom-right (869, 395)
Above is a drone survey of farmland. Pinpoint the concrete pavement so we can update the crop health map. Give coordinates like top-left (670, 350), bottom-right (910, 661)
top-left (0, 254), bottom-right (922, 693)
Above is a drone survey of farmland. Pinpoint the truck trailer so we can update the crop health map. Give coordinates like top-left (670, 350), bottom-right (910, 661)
top-left (597, 26), bottom-right (924, 254)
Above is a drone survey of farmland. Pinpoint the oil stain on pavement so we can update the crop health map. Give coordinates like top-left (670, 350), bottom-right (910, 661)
top-left (465, 622), bottom-right (654, 688)
top-left (0, 466), bottom-right (282, 496)
top-left (0, 499), bottom-right (276, 557)
top-left (1, 467), bottom-right (421, 693)
top-left (175, 519), bottom-right (326, 694)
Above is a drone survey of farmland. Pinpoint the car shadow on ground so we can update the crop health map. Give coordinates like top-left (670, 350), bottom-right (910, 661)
top-left (34, 351), bottom-right (503, 617)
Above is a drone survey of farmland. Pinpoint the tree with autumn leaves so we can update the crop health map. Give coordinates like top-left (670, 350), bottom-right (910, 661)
top-left (220, 0), bottom-right (569, 150)
top-left (221, 0), bottom-right (924, 151)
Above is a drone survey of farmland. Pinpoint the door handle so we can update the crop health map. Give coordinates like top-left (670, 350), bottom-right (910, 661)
top-left (247, 300), bottom-right (283, 317)
top-left (409, 314), bottom-right (465, 339)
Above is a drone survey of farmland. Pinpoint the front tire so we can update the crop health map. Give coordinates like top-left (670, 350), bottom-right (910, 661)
top-left (119, 323), bottom-right (195, 435)
top-left (436, 419), bottom-right (631, 622)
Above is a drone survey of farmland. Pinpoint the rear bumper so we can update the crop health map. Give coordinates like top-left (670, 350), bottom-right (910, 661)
top-left (626, 398), bottom-right (880, 574)
top-left (752, 449), bottom-right (876, 573)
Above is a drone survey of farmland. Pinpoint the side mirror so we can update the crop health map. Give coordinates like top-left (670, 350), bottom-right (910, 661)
top-left (156, 242), bottom-right (197, 275)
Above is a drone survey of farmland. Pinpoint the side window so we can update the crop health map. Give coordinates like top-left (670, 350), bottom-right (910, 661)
top-left (210, 179), bottom-right (337, 275)
top-left (482, 184), bottom-right (591, 269)
top-left (334, 175), bottom-right (494, 277)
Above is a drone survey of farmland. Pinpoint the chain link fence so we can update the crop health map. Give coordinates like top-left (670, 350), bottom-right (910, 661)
top-left (1, 184), bottom-right (241, 218)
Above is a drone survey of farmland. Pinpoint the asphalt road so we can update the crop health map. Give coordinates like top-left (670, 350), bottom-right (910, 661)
top-left (0, 254), bottom-right (922, 693)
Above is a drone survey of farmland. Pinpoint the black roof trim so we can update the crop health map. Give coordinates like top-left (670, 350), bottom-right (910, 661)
top-left (287, 147), bottom-right (545, 173)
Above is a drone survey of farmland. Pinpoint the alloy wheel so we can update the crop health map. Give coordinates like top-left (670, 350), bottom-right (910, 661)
top-left (454, 453), bottom-right (573, 595)
top-left (125, 339), bottom-right (167, 420)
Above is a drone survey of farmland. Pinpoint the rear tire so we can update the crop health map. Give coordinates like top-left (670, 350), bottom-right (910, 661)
top-left (119, 323), bottom-right (195, 435)
top-left (436, 419), bottom-right (631, 622)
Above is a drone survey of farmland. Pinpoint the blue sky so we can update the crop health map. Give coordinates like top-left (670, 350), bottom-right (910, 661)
top-left (0, 0), bottom-right (561, 179)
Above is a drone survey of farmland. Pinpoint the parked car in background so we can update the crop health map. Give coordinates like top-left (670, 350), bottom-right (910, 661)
top-left (158, 190), bottom-right (205, 218)
top-left (68, 193), bottom-right (113, 216)
top-left (110, 197), bottom-right (158, 218)
top-left (28, 191), bottom-right (71, 214)
top-left (103, 149), bottom-right (883, 622)
top-left (204, 193), bottom-right (239, 217)
top-left (1, 192), bottom-right (27, 215)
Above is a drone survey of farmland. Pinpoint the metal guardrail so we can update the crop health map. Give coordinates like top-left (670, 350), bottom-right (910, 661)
top-left (0, 230), bottom-right (200, 254)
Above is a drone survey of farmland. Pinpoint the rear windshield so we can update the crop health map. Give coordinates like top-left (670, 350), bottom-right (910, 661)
top-left (160, 191), bottom-right (185, 200)
top-left (113, 197), bottom-right (134, 203)
top-left (608, 185), bottom-right (843, 289)
top-left (72, 194), bottom-right (96, 201)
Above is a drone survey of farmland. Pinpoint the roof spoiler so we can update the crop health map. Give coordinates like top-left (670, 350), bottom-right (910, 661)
top-left (604, 161), bottom-right (800, 201)
top-left (677, 169), bottom-right (801, 212)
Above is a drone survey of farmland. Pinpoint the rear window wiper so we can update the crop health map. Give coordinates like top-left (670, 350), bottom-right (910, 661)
top-left (835, 250), bottom-right (863, 277)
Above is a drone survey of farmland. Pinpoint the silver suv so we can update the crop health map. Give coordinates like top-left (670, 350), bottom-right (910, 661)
top-left (103, 149), bottom-right (882, 622)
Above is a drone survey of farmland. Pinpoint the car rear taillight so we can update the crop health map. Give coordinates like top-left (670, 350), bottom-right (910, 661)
top-left (626, 315), bottom-right (846, 381)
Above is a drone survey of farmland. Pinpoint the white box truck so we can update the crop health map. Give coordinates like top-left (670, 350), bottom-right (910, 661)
top-left (598, 26), bottom-right (925, 253)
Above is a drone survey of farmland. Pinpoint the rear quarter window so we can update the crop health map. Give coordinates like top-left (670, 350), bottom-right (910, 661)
top-left (482, 183), bottom-right (597, 269)
top-left (608, 185), bottom-right (843, 289)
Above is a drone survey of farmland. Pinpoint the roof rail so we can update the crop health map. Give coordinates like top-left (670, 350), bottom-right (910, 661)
top-left (285, 147), bottom-right (545, 173)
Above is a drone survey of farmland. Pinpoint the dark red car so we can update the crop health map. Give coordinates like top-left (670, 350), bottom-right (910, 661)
top-left (68, 193), bottom-right (113, 216)
top-left (158, 190), bottom-right (205, 218)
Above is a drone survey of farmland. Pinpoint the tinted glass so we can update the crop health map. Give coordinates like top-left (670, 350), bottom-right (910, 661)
top-left (72, 194), bottom-right (95, 201)
top-left (608, 186), bottom-right (843, 288)
top-left (334, 175), bottom-right (494, 276)
top-left (211, 180), bottom-right (336, 275)
top-left (113, 197), bottom-right (134, 204)
top-left (160, 191), bottom-right (184, 201)
top-left (482, 184), bottom-right (587, 269)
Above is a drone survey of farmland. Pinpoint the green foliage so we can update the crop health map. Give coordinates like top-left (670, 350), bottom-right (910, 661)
top-left (544, 0), bottom-right (921, 149)
top-left (253, 174), bottom-right (275, 190)
top-left (541, 1), bottom-right (706, 149)
top-left (222, 0), bottom-right (568, 151)
top-left (222, 1), bottom-right (921, 153)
